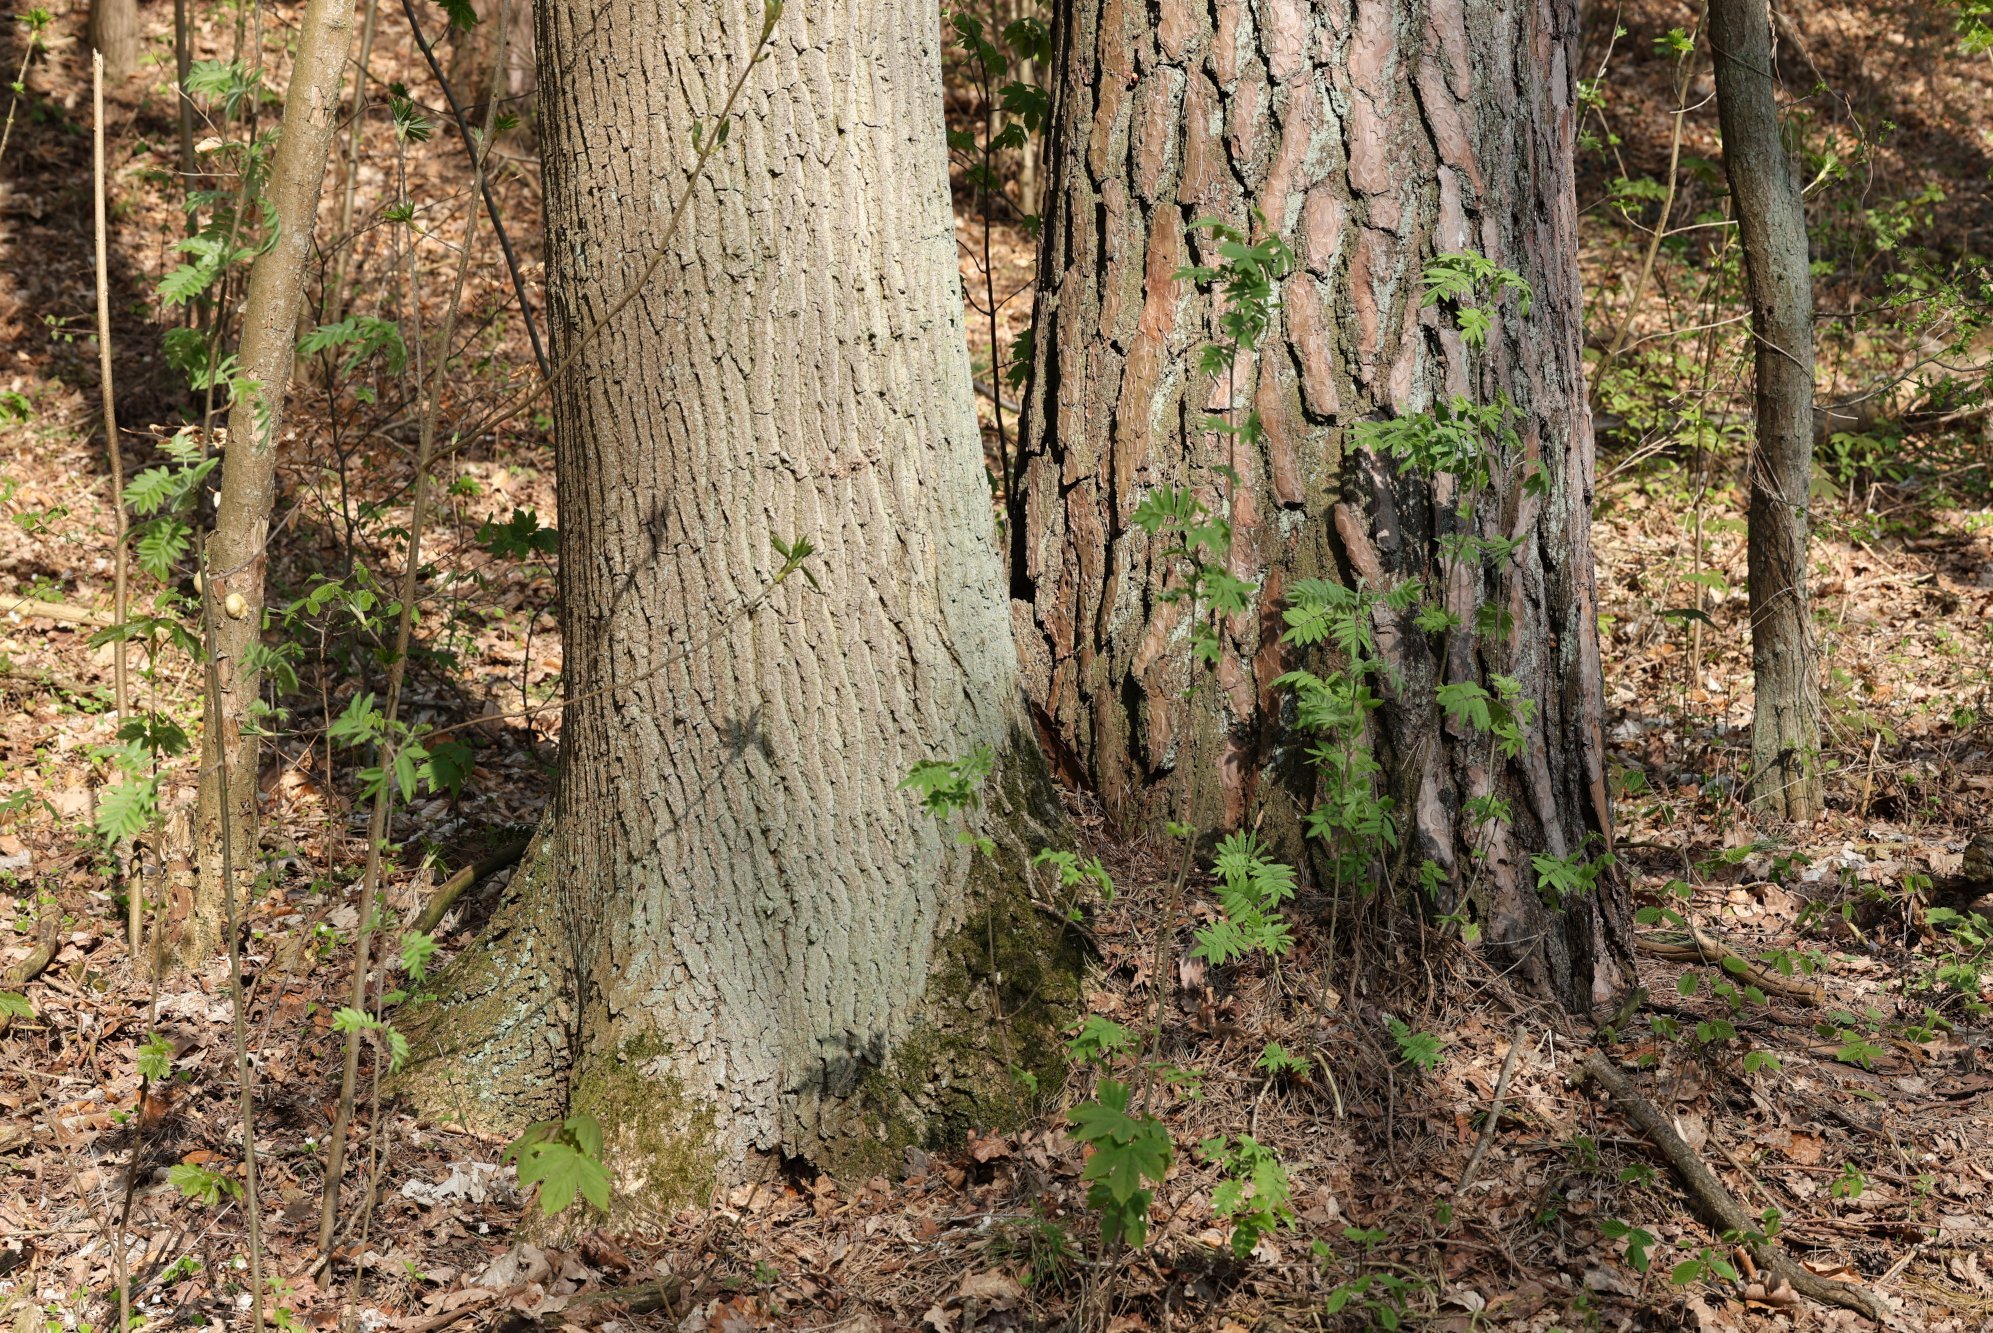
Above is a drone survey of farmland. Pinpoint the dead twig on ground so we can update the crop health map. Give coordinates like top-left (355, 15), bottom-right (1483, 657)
top-left (1457, 1023), bottom-right (1527, 1195)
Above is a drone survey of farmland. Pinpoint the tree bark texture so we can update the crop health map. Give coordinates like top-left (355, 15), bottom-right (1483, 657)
top-left (401, 0), bottom-right (1076, 1206)
top-left (89, 0), bottom-right (141, 83)
top-left (1015, 0), bottom-right (1627, 1005)
top-left (184, 0), bottom-right (357, 965)
top-left (1710, 0), bottom-right (1823, 822)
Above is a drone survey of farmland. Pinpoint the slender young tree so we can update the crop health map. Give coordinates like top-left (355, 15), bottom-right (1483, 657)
top-left (183, 0), bottom-right (358, 963)
top-left (401, 0), bottom-right (1075, 1205)
top-left (1710, 0), bottom-right (1823, 821)
top-left (1013, 0), bottom-right (1628, 1005)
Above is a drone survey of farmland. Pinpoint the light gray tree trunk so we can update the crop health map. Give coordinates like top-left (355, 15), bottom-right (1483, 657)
top-left (400, 0), bottom-right (1076, 1213)
top-left (89, 0), bottom-right (140, 83)
top-left (1710, 0), bottom-right (1823, 822)
top-left (182, 0), bottom-right (357, 965)
top-left (1014, 0), bottom-right (1628, 1007)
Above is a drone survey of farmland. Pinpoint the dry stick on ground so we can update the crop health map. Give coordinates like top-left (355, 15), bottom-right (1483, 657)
top-left (399, 0), bottom-right (549, 380)
top-left (93, 51), bottom-right (137, 959)
top-left (0, 595), bottom-right (115, 628)
top-left (1633, 926), bottom-right (1825, 1004)
top-left (318, 21), bottom-right (505, 1259)
top-left (1457, 1023), bottom-right (1527, 1195)
top-left (1578, 1051), bottom-right (1892, 1322)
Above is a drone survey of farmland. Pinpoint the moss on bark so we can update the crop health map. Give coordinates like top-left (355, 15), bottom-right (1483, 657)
top-left (565, 1034), bottom-right (723, 1229)
top-left (819, 726), bottom-right (1089, 1178)
top-left (390, 833), bottom-right (571, 1136)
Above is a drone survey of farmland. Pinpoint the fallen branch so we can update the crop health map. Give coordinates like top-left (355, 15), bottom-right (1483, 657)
top-left (410, 833), bottom-right (533, 935)
top-left (1634, 926), bottom-right (1824, 1004)
top-left (0, 912), bottom-right (59, 1037)
top-left (0, 658), bottom-right (102, 699)
top-left (1578, 1051), bottom-right (1892, 1323)
top-left (0, 594), bottom-right (114, 628)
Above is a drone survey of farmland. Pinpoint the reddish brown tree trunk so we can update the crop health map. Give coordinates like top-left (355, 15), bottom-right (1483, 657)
top-left (1015, 0), bottom-right (1628, 1005)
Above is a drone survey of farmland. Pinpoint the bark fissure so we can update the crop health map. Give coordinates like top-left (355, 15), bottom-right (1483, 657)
top-left (1019, 0), bottom-right (1629, 1006)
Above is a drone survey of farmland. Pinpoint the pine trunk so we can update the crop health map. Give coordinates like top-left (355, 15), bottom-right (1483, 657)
top-left (398, 0), bottom-right (1078, 1212)
top-left (1014, 0), bottom-right (1628, 1005)
top-left (1710, 0), bottom-right (1823, 822)
top-left (89, 0), bottom-right (140, 83)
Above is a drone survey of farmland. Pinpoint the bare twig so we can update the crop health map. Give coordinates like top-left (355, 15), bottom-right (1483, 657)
top-left (1458, 1024), bottom-right (1527, 1194)
top-left (399, 0), bottom-right (548, 380)
top-left (320, 18), bottom-right (504, 1258)
top-left (1591, 13), bottom-right (1699, 394)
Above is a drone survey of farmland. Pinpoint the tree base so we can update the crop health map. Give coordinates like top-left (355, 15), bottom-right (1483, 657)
top-left (392, 725), bottom-right (1087, 1223)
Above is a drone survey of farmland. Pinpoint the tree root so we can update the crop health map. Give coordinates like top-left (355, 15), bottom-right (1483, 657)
top-left (411, 833), bottom-right (533, 934)
top-left (1578, 1051), bottom-right (1893, 1323)
top-left (1634, 926), bottom-right (1824, 1003)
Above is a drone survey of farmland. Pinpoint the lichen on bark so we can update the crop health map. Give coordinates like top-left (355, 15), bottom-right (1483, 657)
top-left (391, 833), bottom-right (571, 1138)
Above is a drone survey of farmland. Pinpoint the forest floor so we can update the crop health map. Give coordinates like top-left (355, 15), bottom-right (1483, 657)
top-left (3, 0), bottom-right (1993, 1329)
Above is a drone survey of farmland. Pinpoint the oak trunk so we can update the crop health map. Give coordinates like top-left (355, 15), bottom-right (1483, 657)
top-left (1014, 0), bottom-right (1628, 1005)
top-left (399, 0), bottom-right (1076, 1210)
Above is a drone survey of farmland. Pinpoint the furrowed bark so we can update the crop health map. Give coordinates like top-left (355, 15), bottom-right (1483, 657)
top-left (1710, 0), bottom-right (1823, 822)
top-left (399, 0), bottom-right (1079, 1214)
top-left (1015, 0), bottom-right (1628, 1005)
top-left (183, 0), bottom-right (358, 966)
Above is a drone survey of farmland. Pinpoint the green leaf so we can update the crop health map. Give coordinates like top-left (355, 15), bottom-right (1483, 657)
top-left (138, 1032), bottom-right (175, 1080)
top-left (0, 992), bottom-right (33, 1020)
top-left (516, 1138), bottom-right (612, 1216)
top-left (96, 776), bottom-right (157, 844)
top-left (436, 0), bottom-right (478, 27)
top-left (399, 930), bottom-right (439, 983)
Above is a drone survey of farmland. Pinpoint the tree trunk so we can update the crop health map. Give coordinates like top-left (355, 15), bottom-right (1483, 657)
top-left (445, 0), bottom-right (535, 121)
top-left (1014, 0), bottom-right (1628, 1005)
top-left (1710, 0), bottom-right (1823, 822)
top-left (89, 0), bottom-right (140, 83)
top-left (181, 0), bottom-right (357, 965)
top-left (398, 0), bottom-right (1077, 1213)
